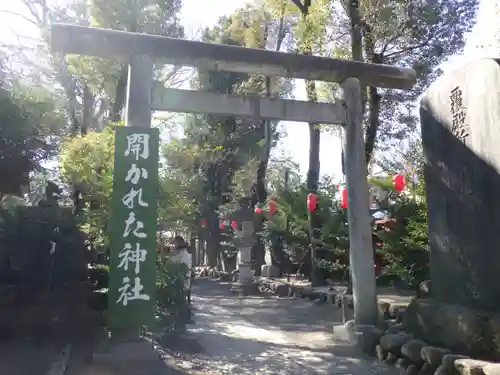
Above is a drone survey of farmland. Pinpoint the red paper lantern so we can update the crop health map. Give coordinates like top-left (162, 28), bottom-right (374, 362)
top-left (231, 220), bottom-right (237, 230)
top-left (219, 219), bottom-right (225, 230)
top-left (254, 206), bottom-right (262, 214)
top-left (268, 199), bottom-right (277, 216)
top-left (393, 174), bottom-right (406, 192)
top-left (201, 218), bottom-right (207, 226)
top-left (307, 193), bottom-right (317, 213)
top-left (341, 187), bottom-right (348, 209)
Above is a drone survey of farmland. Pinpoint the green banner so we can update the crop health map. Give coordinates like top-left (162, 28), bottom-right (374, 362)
top-left (108, 126), bottom-right (159, 331)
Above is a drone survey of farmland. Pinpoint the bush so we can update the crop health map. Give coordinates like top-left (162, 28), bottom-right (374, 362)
top-left (377, 200), bottom-right (429, 288)
top-left (88, 264), bottom-right (109, 291)
top-left (154, 258), bottom-right (190, 333)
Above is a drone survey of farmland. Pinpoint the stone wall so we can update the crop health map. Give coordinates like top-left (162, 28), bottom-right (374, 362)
top-left (404, 299), bottom-right (500, 360)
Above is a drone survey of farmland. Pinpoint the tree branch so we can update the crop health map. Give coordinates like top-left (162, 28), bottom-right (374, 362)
top-left (383, 34), bottom-right (435, 60)
top-left (289, 0), bottom-right (307, 15)
top-left (0, 10), bottom-right (39, 27)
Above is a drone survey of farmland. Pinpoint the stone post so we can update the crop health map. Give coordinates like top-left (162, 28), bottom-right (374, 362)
top-left (231, 221), bottom-right (258, 295)
top-left (342, 77), bottom-right (378, 325)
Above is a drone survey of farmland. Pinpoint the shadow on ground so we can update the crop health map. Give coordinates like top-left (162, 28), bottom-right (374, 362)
top-left (160, 278), bottom-right (397, 375)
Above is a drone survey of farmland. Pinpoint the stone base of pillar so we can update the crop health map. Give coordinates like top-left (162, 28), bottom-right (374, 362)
top-left (332, 321), bottom-right (384, 355)
top-left (231, 263), bottom-right (258, 296)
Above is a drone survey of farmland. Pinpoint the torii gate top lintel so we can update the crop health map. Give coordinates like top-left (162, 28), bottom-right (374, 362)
top-left (50, 23), bottom-right (416, 90)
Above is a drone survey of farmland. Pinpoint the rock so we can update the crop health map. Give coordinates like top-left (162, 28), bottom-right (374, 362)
top-left (354, 325), bottom-right (384, 355)
top-left (403, 299), bottom-right (500, 359)
top-left (274, 284), bottom-right (289, 297)
top-left (421, 347), bottom-right (451, 367)
top-left (383, 352), bottom-right (399, 365)
top-left (408, 365), bottom-right (420, 375)
top-left (396, 309), bottom-right (406, 323)
top-left (377, 320), bottom-right (390, 332)
top-left (396, 358), bottom-right (411, 370)
top-left (434, 365), bottom-right (450, 375)
top-left (379, 302), bottom-right (391, 320)
top-left (420, 363), bottom-right (438, 375)
top-left (386, 321), bottom-right (406, 334)
top-left (380, 332), bottom-right (413, 354)
top-left (389, 303), bottom-right (409, 318)
top-left (454, 359), bottom-right (491, 375)
top-left (442, 355), bottom-right (470, 371)
top-left (402, 340), bottom-right (427, 364)
top-left (483, 363), bottom-right (500, 375)
top-left (376, 344), bottom-right (388, 362)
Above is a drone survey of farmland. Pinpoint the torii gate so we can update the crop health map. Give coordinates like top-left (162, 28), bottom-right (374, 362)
top-left (50, 24), bottom-right (416, 328)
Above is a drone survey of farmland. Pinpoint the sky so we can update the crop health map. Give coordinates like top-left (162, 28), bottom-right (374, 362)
top-left (0, 0), bottom-right (493, 181)
top-left (182, 0), bottom-right (341, 180)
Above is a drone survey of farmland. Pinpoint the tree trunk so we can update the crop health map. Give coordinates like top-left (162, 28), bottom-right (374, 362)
top-left (364, 86), bottom-right (381, 166)
top-left (110, 66), bottom-right (128, 123)
top-left (290, 0), bottom-right (323, 286)
top-left (305, 72), bottom-right (321, 286)
top-left (206, 232), bottom-right (219, 268)
top-left (363, 25), bottom-right (382, 166)
top-left (82, 84), bottom-right (93, 135)
top-left (250, 9), bottom-right (286, 275)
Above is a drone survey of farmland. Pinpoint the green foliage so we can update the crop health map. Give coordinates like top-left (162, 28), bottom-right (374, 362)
top-left (59, 127), bottom-right (115, 251)
top-left (155, 258), bottom-right (190, 331)
top-left (261, 176), bottom-right (348, 273)
top-left (88, 264), bottom-right (110, 291)
top-left (0, 71), bottom-right (65, 195)
top-left (362, 0), bottom-right (478, 146)
top-left (377, 198), bottom-right (429, 288)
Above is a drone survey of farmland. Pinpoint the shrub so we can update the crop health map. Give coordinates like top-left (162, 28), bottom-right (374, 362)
top-left (154, 258), bottom-right (190, 333)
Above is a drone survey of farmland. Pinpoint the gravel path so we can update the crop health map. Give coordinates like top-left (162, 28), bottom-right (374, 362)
top-left (164, 278), bottom-right (399, 375)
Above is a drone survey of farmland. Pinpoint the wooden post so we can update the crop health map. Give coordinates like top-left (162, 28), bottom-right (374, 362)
top-left (341, 77), bottom-right (378, 325)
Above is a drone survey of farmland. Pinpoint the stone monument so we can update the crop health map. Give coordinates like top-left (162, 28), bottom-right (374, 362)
top-left (231, 198), bottom-right (258, 295)
top-left (261, 245), bottom-right (280, 278)
top-left (409, 58), bottom-right (500, 358)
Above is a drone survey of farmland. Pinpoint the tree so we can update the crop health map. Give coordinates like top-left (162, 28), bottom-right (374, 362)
top-left (59, 127), bottom-right (115, 251)
top-left (159, 140), bottom-right (205, 232)
top-left (0, 58), bottom-right (65, 197)
top-left (337, 0), bottom-right (478, 164)
top-left (373, 140), bottom-right (429, 288)
top-left (1, 0), bottom-right (185, 136)
top-left (164, 7), bottom-right (290, 269)
top-left (272, 0), bottom-right (330, 284)
top-left (261, 175), bottom-right (349, 280)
